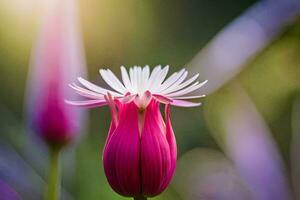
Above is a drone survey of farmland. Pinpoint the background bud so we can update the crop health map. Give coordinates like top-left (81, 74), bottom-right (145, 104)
top-left (26, 0), bottom-right (86, 147)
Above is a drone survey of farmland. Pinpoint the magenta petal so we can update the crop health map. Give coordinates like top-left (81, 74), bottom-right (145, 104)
top-left (103, 102), bottom-right (141, 196)
top-left (105, 99), bottom-right (120, 140)
top-left (140, 100), bottom-right (172, 196)
top-left (159, 104), bottom-right (177, 192)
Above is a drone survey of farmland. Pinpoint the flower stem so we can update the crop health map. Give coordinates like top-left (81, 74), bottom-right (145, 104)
top-left (134, 196), bottom-right (147, 200)
top-left (45, 146), bottom-right (61, 200)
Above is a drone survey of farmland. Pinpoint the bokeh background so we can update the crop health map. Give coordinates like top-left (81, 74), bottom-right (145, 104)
top-left (1, 0), bottom-right (300, 199)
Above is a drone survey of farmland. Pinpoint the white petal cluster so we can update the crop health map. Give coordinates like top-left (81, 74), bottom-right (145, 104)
top-left (68, 65), bottom-right (207, 108)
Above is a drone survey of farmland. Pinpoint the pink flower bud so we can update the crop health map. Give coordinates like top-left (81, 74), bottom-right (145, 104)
top-left (26, 0), bottom-right (86, 147)
top-left (103, 99), bottom-right (176, 197)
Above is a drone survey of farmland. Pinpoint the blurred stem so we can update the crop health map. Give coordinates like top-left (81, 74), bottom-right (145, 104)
top-left (45, 146), bottom-right (61, 200)
top-left (134, 196), bottom-right (147, 200)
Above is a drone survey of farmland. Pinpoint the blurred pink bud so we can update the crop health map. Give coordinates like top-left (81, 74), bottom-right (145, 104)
top-left (26, 0), bottom-right (86, 147)
top-left (67, 66), bottom-right (206, 198)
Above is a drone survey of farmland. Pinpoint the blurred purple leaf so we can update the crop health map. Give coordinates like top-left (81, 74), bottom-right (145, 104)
top-left (188, 0), bottom-right (300, 93)
top-left (223, 87), bottom-right (292, 200)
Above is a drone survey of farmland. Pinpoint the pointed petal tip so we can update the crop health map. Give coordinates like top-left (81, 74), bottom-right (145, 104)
top-left (106, 91), bottom-right (113, 99)
top-left (99, 68), bottom-right (105, 74)
top-left (68, 83), bottom-right (75, 88)
top-left (64, 99), bottom-right (85, 106)
top-left (172, 94), bottom-right (206, 100)
top-left (77, 77), bottom-right (90, 84)
top-left (99, 68), bottom-right (110, 75)
top-left (64, 99), bottom-right (72, 105)
top-left (170, 99), bottom-right (202, 107)
top-left (66, 99), bottom-right (108, 108)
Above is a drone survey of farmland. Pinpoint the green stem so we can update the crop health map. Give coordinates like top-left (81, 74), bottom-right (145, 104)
top-left (134, 196), bottom-right (147, 200)
top-left (45, 146), bottom-right (61, 200)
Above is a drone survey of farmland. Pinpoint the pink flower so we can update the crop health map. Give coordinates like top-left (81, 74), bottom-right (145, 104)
top-left (67, 65), bottom-right (206, 198)
top-left (26, 0), bottom-right (86, 147)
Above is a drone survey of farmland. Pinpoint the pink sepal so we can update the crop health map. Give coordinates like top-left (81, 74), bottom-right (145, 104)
top-left (153, 94), bottom-right (173, 104)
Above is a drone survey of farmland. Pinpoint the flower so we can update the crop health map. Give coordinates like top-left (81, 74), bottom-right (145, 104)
top-left (67, 65), bottom-right (206, 198)
top-left (26, 0), bottom-right (86, 148)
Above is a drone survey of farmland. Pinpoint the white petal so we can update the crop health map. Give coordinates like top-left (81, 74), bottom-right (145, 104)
top-left (134, 66), bottom-right (138, 92)
top-left (167, 80), bottom-right (207, 97)
top-left (141, 65), bottom-right (150, 92)
top-left (151, 65), bottom-right (169, 92)
top-left (99, 69), bottom-right (127, 93)
top-left (172, 94), bottom-right (206, 99)
top-left (148, 65), bottom-right (162, 91)
top-left (120, 66), bottom-right (133, 92)
top-left (170, 99), bottom-right (202, 107)
top-left (130, 66), bottom-right (138, 92)
top-left (65, 99), bottom-right (108, 108)
top-left (162, 73), bottom-right (199, 94)
top-left (142, 65), bottom-right (150, 81)
top-left (129, 67), bottom-right (135, 92)
top-left (69, 83), bottom-right (104, 99)
top-left (137, 66), bottom-right (143, 94)
top-left (157, 68), bottom-right (185, 92)
top-left (160, 71), bottom-right (188, 94)
top-left (78, 77), bottom-right (122, 97)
